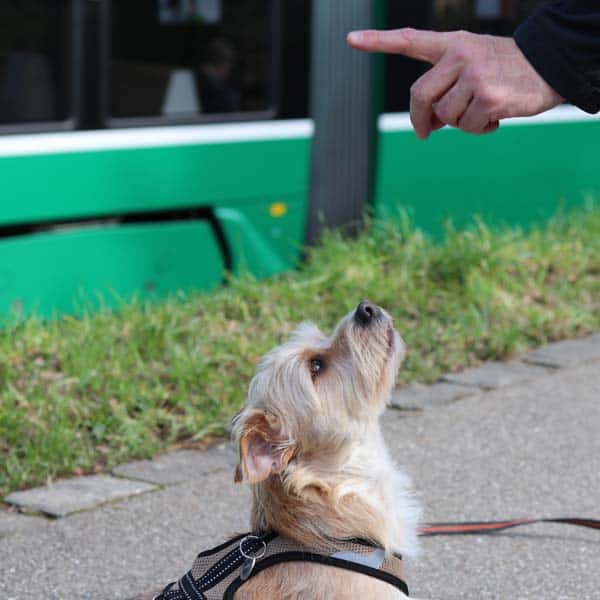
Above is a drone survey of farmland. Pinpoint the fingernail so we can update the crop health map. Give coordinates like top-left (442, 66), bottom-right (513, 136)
top-left (347, 31), bottom-right (363, 44)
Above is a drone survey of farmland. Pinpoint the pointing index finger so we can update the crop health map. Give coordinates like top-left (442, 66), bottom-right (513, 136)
top-left (347, 28), bottom-right (450, 64)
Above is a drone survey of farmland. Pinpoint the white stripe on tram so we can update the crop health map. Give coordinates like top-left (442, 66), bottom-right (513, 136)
top-left (0, 104), bottom-right (598, 158)
top-left (378, 104), bottom-right (600, 132)
top-left (0, 119), bottom-right (315, 158)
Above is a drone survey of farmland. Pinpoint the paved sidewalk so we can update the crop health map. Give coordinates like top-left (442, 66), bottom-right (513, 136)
top-left (1, 337), bottom-right (599, 599)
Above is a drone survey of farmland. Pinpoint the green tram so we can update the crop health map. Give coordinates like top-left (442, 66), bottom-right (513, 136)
top-left (1, 1), bottom-right (599, 318)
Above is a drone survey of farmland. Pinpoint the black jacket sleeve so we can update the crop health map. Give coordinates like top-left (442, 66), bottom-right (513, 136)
top-left (514, 1), bottom-right (600, 113)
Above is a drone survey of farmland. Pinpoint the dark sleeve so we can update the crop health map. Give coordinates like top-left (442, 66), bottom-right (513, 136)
top-left (514, 1), bottom-right (600, 113)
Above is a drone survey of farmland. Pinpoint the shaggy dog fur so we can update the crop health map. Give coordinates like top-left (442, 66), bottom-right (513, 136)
top-left (138, 302), bottom-right (420, 600)
top-left (231, 301), bottom-right (420, 599)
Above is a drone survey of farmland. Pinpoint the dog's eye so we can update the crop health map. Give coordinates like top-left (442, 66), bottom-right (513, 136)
top-left (309, 357), bottom-right (324, 376)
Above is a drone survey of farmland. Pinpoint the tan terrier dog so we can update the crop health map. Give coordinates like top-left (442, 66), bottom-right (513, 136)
top-left (141, 301), bottom-right (420, 599)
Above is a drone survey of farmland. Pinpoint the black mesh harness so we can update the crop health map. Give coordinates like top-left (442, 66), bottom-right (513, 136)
top-left (153, 531), bottom-right (408, 599)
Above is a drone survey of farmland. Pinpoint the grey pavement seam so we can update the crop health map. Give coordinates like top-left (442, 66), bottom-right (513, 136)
top-left (440, 361), bottom-right (549, 390)
top-left (112, 445), bottom-right (238, 486)
top-left (4, 475), bottom-right (157, 518)
top-left (522, 332), bottom-right (600, 368)
top-left (391, 332), bottom-right (600, 411)
top-left (390, 381), bottom-right (477, 410)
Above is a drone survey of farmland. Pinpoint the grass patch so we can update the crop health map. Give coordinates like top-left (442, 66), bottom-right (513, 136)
top-left (1, 207), bottom-right (599, 496)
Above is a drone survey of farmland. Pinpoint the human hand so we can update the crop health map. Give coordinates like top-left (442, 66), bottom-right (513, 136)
top-left (347, 28), bottom-right (564, 139)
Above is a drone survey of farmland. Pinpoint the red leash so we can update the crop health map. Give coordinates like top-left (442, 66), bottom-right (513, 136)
top-left (419, 517), bottom-right (600, 536)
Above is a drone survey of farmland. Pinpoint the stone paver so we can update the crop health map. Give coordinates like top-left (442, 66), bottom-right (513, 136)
top-left (0, 510), bottom-right (48, 538)
top-left (390, 382), bottom-right (477, 410)
top-left (441, 360), bottom-right (548, 390)
top-left (112, 445), bottom-right (238, 485)
top-left (5, 475), bottom-right (156, 518)
top-left (523, 332), bottom-right (600, 368)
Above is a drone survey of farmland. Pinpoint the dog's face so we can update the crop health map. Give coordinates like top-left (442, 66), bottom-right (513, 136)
top-left (233, 301), bottom-right (405, 484)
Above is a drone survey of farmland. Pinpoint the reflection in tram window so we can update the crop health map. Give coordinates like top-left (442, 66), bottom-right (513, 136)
top-left (196, 38), bottom-right (240, 113)
top-left (158, 0), bottom-right (222, 25)
top-left (110, 0), bottom-right (273, 122)
top-left (430, 0), bottom-right (546, 33)
top-left (0, 1), bottom-right (70, 126)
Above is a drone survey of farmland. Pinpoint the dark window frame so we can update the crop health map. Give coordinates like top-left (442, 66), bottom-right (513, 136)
top-left (100, 0), bottom-right (282, 129)
top-left (0, 0), bottom-right (82, 136)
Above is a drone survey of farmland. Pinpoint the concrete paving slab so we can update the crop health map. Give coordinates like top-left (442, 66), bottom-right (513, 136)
top-left (385, 363), bottom-right (600, 599)
top-left (112, 445), bottom-right (238, 485)
top-left (523, 332), bottom-right (600, 368)
top-left (441, 361), bottom-right (548, 390)
top-left (1, 363), bottom-right (598, 599)
top-left (0, 471), bottom-right (251, 600)
top-left (0, 510), bottom-right (48, 538)
top-left (390, 382), bottom-right (477, 410)
top-left (4, 475), bottom-right (156, 518)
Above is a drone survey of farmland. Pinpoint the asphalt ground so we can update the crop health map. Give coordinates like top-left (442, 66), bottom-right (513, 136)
top-left (1, 361), bottom-right (599, 600)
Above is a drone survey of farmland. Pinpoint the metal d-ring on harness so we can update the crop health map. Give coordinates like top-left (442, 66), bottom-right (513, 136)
top-left (153, 531), bottom-right (408, 600)
top-left (238, 535), bottom-right (267, 581)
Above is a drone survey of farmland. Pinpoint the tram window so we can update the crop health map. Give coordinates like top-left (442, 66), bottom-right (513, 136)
top-left (109, 1), bottom-right (275, 122)
top-left (0, 1), bottom-right (71, 127)
top-left (384, 1), bottom-right (547, 113)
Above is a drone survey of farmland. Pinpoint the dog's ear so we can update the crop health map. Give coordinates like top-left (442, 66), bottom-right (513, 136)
top-left (234, 410), bottom-right (295, 484)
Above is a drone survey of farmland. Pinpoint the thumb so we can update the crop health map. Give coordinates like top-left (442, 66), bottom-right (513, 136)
top-left (347, 28), bottom-right (449, 64)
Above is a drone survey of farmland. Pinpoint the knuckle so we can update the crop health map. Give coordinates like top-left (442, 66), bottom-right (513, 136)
top-left (451, 44), bottom-right (471, 64)
top-left (433, 102), bottom-right (452, 124)
top-left (464, 67), bottom-right (483, 88)
top-left (460, 121), bottom-right (480, 134)
top-left (457, 115), bottom-right (478, 133)
top-left (477, 89), bottom-right (498, 110)
top-left (401, 27), bottom-right (416, 44)
top-left (410, 83), bottom-right (429, 105)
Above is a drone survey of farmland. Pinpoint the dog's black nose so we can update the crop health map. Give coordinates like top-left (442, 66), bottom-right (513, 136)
top-left (354, 300), bottom-right (379, 325)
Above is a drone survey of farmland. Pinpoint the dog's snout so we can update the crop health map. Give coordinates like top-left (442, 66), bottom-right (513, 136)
top-left (354, 300), bottom-right (380, 326)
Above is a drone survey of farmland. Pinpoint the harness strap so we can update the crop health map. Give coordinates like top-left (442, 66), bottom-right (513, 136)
top-left (196, 533), bottom-right (274, 591)
top-left (154, 532), bottom-right (408, 600)
top-left (179, 572), bottom-right (206, 600)
top-left (419, 517), bottom-right (600, 536)
top-left (223, 550), bottom-right (409, 598)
